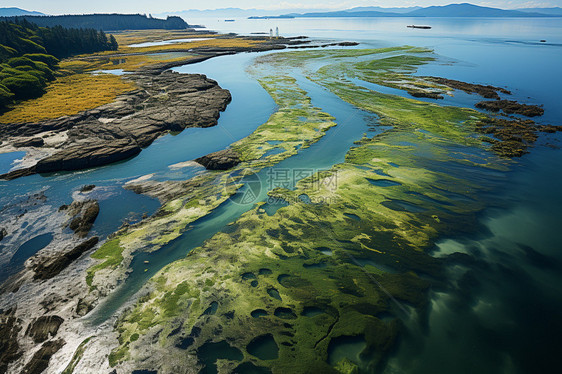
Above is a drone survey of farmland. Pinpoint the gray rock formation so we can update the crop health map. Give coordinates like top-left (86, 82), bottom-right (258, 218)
top-left (0, 71), bottom-right (232, 179)
top-left (62, 200), bottom-right (100, 238)
top-left (33, 237), bottom-right (99, 280)
top-left (0, 308), bottom-right (22, 373)
top-left (14, 137), bottom-right (44, 148)
top-left (195, 148), bottom-right (241, 170)
top-left (21, 339), bottom-right (65, 374)
top-left (25, 315), bottom-right (64, 343)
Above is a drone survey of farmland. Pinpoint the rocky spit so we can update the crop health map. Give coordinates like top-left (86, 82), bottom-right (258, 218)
top-left (0, 71), bottom-right (232, 180)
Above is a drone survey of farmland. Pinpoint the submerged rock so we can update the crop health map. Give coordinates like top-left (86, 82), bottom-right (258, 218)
top-left (195, 148), bottom-right (241, 170)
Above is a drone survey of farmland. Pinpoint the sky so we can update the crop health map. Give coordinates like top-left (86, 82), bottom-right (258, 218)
top-left (2, 0), bottom-right (561, 14)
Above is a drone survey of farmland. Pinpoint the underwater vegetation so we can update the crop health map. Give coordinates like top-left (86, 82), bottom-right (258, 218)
top-left (79, 47), bottom-right (558, 373)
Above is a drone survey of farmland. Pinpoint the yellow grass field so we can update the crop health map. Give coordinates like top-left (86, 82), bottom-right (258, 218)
top-left (0, 74), bottom-right (137, 124)
top-left (1, 31), bottom-right (263, 123)
top-left (111, 29), bottom-right (218, 46)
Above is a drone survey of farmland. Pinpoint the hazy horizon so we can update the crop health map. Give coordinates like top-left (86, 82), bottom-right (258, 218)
top-left (2, 1), bottom-right (561, 15)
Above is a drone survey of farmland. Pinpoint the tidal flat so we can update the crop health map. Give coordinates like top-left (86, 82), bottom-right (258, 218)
top-left (83, 48), bottom-right (558, 373)
top-left (1, 26), bottom-right (561, 374)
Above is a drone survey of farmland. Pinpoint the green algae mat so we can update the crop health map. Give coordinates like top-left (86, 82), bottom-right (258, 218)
top-left (81, 46), bottom-right (554, 374)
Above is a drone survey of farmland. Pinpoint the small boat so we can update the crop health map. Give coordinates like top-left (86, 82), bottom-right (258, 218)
top-left (407, 25), bottom-right (432, 29)
top-left (224, 19), bottom-right (235, 22)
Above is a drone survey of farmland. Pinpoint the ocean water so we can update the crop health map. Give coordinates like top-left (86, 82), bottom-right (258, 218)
top-left (1, 17), bottom-right (561, 373)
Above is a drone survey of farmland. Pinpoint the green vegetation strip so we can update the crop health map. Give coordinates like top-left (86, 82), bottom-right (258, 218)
top-left (103, 47), bottom-right (512, 373)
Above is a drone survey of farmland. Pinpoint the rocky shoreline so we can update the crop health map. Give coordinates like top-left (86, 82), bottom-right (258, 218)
top-left (0, 71), bottom-right (232, 180)
top-left (0, 35), bottom-right (320, 181)
top-left (0, 34), bottom-right (319, 374)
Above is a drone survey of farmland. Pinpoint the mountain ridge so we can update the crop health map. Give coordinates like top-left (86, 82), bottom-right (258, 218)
top-left (254, 3), bottom-right (561, 19)
top-left (0, 7), bottom-right (44, 17)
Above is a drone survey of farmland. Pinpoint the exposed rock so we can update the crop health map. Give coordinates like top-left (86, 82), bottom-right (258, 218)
top-left (475, 100), bottom-right (544, 117)
top-left (21, 339), bottom-right (65, 374)
top-left (14, 137), bottom-right (45, 148)
top-left (476, 117), bottom-right (561, 157)
top-left (36, 139), bottom-right (141, 174)
top-left (195, 149), bottom-right (241, 170)
top-left (33, 237), bottom-right (99, 280)
top-left (0, 71), bottom-right (232, 179)
top-left (75, 296), bottom-right (96, 317)
top-left (0, 308), bottom-right (22, 374)
top-left (125, 179), bottom-right (197, 204)
top-left (0, 166), bottom-right (36, 181)
top-left (0, 228), bottom-right (6, 242)
top-left (80, 185), bottom-right (96, 193)
top-left (425, 76), bottom-right (511, 99)
top-left (25, 315), bottom-right (64, 343)
top-left (409, 90), bottom-right (444, 99)
top-left (66, 200), bottom-right (99, 237)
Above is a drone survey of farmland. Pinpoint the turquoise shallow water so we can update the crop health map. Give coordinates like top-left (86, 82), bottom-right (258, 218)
top-left (1, 17), bottom-right (561, 374)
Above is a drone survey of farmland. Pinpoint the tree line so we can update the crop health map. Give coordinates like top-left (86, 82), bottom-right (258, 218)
top-left (1, 14), bottom-right (189, 31)
top-left (0, 19), bottom-right (118, 112)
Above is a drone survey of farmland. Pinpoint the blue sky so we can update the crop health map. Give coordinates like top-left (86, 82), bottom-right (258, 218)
top-left (3, 0), bottom-right (561, 14)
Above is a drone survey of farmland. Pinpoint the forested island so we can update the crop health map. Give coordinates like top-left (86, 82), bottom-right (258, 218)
top-left (0, 14), bottom-right (190, 31)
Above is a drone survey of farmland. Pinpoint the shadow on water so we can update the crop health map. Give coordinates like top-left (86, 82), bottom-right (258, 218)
top-left (198, 341), bottom-right (243, 374)
top-left (246, 334), bottom-right (279, 360)
top-left (328, 335), bottom-right (368, 369)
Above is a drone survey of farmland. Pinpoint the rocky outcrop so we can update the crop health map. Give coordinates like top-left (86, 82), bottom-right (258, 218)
top-left (14, 138), bottom-right (45, 148)
top-left (80, 185), bottom-right (96, 193)
top-left (0, 71), bottom-right (232, 180)
top-left (425, 76), bottom-right (511, 99)
top-left (33, 237), bottom-right (99, 280)
top-left (21, 339), bottom-right (65, 374)
top-left (409, 90), bottom-right (444, 99)
top-left (476, 117), bottom-right (561, 157)
top-left (195, 149), bottom-right (241, 170)
top-left (25, 315), bottom-right (64, 343)
top-left (475, 99), bottom-right (544, 117)
top-left (0, 228), bottom-right (6, 242)
top-left (0, 308), bottom-right (22, 374)
top-left (62, 200), bottom-right (99, 238)
top-left (35, 139), bottom-right (141, 174)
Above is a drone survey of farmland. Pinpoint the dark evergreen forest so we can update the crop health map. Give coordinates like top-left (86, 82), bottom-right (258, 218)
top-left (0, 19), bottom-right (118, 110)
top-left (1, 14), bottom-right (189, 31)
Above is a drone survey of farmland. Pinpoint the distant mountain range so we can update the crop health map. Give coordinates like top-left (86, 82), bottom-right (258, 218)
top-left (346, 6), bottom-right (422, 14)
top-left (0, 7), bottom-right (44, 16)
top-left (515, 7), bottom-right (562, 15)
top-left (158, 7), bottom-right (333, 18)
top-left (258, 3), bottom-right (562, 19)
